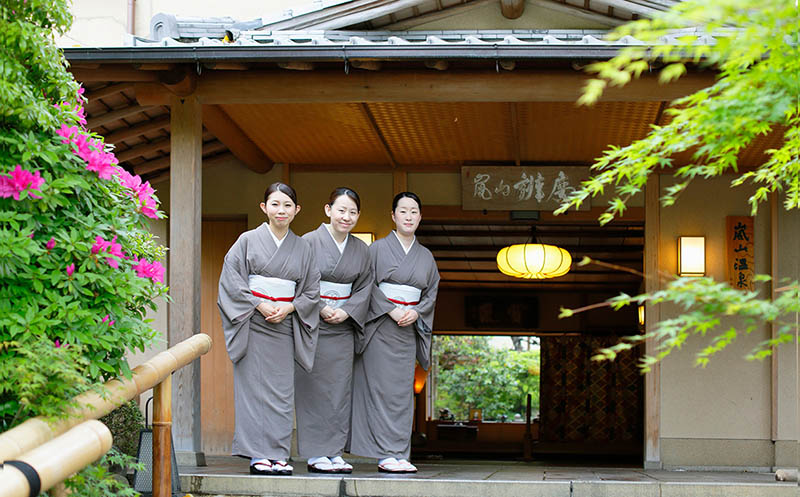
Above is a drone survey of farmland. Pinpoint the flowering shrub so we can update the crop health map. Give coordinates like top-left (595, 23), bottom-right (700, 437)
top-left (0, 0), bottom-right (166, 453)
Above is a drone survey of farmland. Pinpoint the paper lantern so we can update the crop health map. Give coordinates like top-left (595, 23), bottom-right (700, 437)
top-left (496, 243), bottom-right (572, 279)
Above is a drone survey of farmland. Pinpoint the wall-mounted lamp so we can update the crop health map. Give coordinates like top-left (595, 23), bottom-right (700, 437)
top-left (638, 304), bottom-right (645, 327)
top-left (678, 236), bottom-right (705, 277)
top-left (352, 232), bottom-right (374, 245)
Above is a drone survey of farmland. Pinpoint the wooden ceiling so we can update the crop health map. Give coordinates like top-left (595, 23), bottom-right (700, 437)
top-left (73, 66), bottom-right (779, 292)
top-left (418, 214), bottom-right (644, 292)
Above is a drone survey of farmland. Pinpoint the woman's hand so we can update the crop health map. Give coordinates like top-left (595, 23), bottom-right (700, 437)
top-left (256, 302), bottom-right (277, 318)
top-left (266, 303), bottom-right (295, 323)
top-left (396, 309), bottom-right (419, 327)
top-left (388, 306), bottom-right (406, 323)
top-left (320, 305), bottom-right (335, 320)
top-left (324, 308), bottom-right (349, 324)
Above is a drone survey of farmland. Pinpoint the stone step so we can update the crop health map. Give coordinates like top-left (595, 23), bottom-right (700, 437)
top-left (180, 474), bottom-right (799, 497)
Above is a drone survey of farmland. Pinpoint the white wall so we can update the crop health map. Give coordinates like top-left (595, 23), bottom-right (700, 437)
top-left (657, 175), bottom-right (774, 467)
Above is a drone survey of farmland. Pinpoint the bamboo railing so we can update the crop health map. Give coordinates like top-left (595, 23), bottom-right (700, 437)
top-left (0, 333), bottom-right (212, 497)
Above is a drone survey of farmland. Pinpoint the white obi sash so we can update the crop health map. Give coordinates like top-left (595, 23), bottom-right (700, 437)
top-left (249, 275), bottom-right (296, 302)
top-left (379, 282), bottom-right (422, 308)
top-left (320, 280), bottom-right (352, 309)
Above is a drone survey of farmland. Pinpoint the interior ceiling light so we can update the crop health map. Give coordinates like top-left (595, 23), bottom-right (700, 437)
top-left (496, 243), bottom-right (572, 279)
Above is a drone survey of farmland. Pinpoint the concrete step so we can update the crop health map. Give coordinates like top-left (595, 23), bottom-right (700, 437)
top-left (178, 458), bottom-right (799, 497)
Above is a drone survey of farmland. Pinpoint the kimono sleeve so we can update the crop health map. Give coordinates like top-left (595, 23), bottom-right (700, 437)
top-left (217, 236), bottom-right (261, 363)
top-left (291, 242), bottom-right (321, 373)
top-left (366, 242), bottom-right (398, 321)
top-left (414, 255), bottom-right (440, 370)
top-left (339, 248), bottom-right (373, 331)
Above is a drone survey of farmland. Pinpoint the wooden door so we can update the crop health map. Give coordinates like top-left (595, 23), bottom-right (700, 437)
top-left (200, 217), bottom-right (247, 455)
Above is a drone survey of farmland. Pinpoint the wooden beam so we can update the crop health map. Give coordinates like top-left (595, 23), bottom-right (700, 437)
top-left (103, 115), bottom-right (170, 144)
top-left (528, 0), bottom-right (624, 26)
top-left (133, 140), bottom-right (227, 175)
top-left (277, 61), bottom-right (315, 71)
top-left (360, 104), bottom-right (398, 168)
top-left (351, 60), bottom-right (383, 71)
top-left (87, 105), bottom-right (159, 129)
top-left (116, 137), bottom-right (171, 163)
top-left (147, 152), bottom-right (235, 185)
top-left (135, 71), bottom-right (717, 105)
top-left (135, 63), bottom-right (175, 71)
top-left (393, 170), bottom-right (407, 195)
top-left (509, 103), bottom-right (521, 165)
top-left (202, 105), bottom-right (273, 174)
top-left (644, 174), bottom-right (661, 469)
top-left (71, 67), bottom-right (162, 82)
top-left (386, 0), bottom-right (494, 29)
top-left (770, 191), bottom-right (778, 440)
top-left (424, 60), bottom-right (449, 71)
top-left (85, 83), bottom-right (134, 102)
top-left (168, 95), bottom-right (204, 461)
top-left (500, 0), bottom-right (525, 19)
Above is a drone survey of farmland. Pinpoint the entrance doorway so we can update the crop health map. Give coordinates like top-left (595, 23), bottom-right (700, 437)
top-left (414, 217), bottom-right (644, 460)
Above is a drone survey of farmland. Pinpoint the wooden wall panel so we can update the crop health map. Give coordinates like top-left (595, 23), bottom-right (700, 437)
top-left (200, 217), bottom-right (247, 455)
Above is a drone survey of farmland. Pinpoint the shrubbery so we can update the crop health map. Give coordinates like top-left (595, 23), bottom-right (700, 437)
top-left (1, 0), bottom-right (167, 493)
top-left (435, 336), bottom-right (540, 421)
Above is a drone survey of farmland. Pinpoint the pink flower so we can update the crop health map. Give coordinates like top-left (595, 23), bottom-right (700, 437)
top-left (132, 257), bottom-right (165, 283)
top-left (101, 315), bottom-right (115, 327)
top-left (91, 235), bottom-right (127, 268)
top-left (0, 165), bottom-right (45, 200)
top-left (91, 235), bottom-right (109, 255)
top-left (117, 169), bottom-right (160, 218)
top-left (66, 263), bottom-right (75, 277)
top-left (54, 339), bottom-right (61, 348)
top-left (56, 124), bottom-right (79, 144)
top-left (46, 237), bottom-right (56, 250)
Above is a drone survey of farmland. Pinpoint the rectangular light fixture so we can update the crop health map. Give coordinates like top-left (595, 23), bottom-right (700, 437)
top-left (638, 304), bottom-right (645, 327)
top-left (678, 236), bottom-right (705, 277)
top-left (352, 232), bottom-right (374, 245)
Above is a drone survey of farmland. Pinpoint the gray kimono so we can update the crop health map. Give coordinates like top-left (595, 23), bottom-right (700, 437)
top-left (349, 232), bottom-right (440, 460)
top-left (217, 222), bottom-right (320, 460)
top-left (295, 224), bottom-right (372, 457)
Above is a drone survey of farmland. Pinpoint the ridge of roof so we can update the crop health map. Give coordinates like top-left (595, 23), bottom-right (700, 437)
top-left (130, 27), bottom-right (713, 48)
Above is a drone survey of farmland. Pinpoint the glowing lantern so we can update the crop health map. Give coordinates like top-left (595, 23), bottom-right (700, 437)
top-left (496, 243), bottom-right (572, 279)
top-left (413, 364), bottom-right (428, 394)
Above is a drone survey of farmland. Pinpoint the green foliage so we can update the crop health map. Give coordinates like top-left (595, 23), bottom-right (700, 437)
top-left (435, 336), bottom-right (540, 420)
top-left (99, 400), bottom-right (146, 459)
top-left (58, 448), bottom-right (144, 497)
top-left (1, 0), bottom-right (165, 494)
top-left (556, 0), bottom-right (800, 367)
top-left (558, 0), bottom-right (800, 221)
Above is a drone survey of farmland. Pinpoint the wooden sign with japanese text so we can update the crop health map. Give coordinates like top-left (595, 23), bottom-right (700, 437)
top-left (461, 166), bottom-right (590, 211)
top-left (726, 216), bottom-right (754, 291)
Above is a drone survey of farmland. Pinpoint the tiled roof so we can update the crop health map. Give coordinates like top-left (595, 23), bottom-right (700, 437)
top-left (131, 27), bottom-right (714, 48)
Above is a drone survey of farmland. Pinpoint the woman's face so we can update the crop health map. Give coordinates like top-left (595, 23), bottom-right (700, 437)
top-left (391, 196), bottom-right (421, 237)
top-left (325, 194), bottom-right (360, 236)
top-left (260, 190), bottom-right (300, 229)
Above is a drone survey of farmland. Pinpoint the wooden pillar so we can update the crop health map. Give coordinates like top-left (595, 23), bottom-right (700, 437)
top-left (153, 376), bottom-right (172, 497)
top-left (644, 174), bottom-right (661, 469)
top-left (169, 95), bottom-right (204, 463)
top-left (393, 170), bottom-right (407, 196)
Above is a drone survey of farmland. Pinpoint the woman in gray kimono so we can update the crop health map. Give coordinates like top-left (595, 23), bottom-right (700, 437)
top-left (217, 182), bottom-right (320, 476)
top-left (350, 191), bottom-right (440, 473)
top-left (296, 187), bottom-right (372, 474)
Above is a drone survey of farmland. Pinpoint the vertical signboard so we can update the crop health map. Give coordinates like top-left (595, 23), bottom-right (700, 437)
top-left (726, 216), bottom-right (754, 291)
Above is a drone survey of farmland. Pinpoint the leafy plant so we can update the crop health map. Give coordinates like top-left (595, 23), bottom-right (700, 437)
top-left (435, 336), bottom-right (540, 420)
top-left (99, 400), bottom-right (146, 459)
top-left (1, 0), bottom-right (167, 494)
top-left (555, 0), bottom-right (800, 368)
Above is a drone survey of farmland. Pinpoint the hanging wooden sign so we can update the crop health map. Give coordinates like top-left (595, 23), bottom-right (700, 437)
top-left (725, 216), bottom-right (754, 291)
top-left (461, 166), bottom-right (590, 211)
